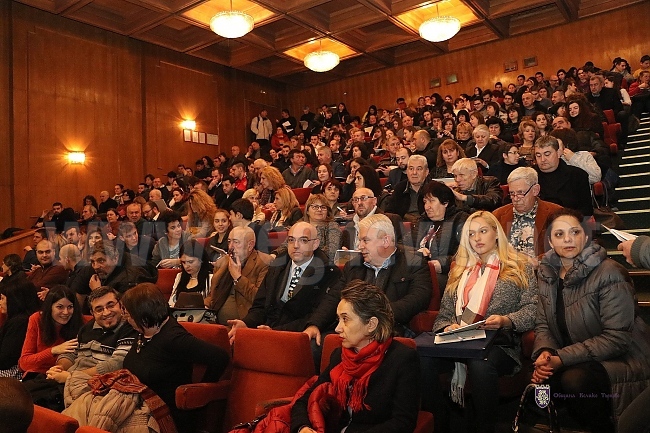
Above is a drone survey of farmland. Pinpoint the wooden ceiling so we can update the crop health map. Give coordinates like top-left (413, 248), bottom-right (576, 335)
top-left (13, 0), bottom-right (644, 87)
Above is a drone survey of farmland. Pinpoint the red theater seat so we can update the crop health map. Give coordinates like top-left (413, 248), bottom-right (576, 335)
top-left (156, 268), bottom-right (181, 299)
top-left (27, 405), bottom-right (78, 433)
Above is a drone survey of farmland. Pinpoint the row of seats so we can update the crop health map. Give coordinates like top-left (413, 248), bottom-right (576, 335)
top-left (26, 324), bottom-right (433, 433)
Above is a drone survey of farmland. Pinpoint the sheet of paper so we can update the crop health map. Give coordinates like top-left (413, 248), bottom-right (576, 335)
top-left (434, 329), bottom-right (486, 344)
top-left (603, 226), bottom-right (638, 242)
top-left (437, 320), bottom-right (486, 336)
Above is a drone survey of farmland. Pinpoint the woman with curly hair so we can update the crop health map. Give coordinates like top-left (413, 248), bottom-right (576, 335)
top-left (518, 120), bottom-right (538, 164)
top-left (185, 189), bottom-right (217, 239)
top-left (258, 166), bottom-right (286, 208)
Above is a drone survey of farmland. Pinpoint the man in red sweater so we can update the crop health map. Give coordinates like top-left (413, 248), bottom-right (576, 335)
top-left (27, 240), bottom-right (68, 299)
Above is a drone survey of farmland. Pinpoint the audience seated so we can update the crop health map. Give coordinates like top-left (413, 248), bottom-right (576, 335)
top-left (534, 135), bottom-right (593, 216)
top-left (533, 208), bottom-right (650, 433)
top-left (228, 222), bottom-right (341, 344)
top-left (207, 226), bottom-right (271, 324)
top-left (492, 167), bottom-right (562, 263)
top-left (450, 158), bottom-right (502, 212)
top-left (324, 214), bottom-right (432, 338)
top-left (385, 155), bottom-right (431, 223)
top-left (27, 240), bottom-right (69, 294)
top-left (19, 286), bottom-right (83, 378)
top-left (420, 211), bottom-right (537, 433)
top-left (167, 239), bottom-right (213, 307)
top-left (8, 56), bottom-right (646, 433)
top-left (291, 281), bottom-right (421, 433)
top-left (412, 180), bottom-right (468, 290)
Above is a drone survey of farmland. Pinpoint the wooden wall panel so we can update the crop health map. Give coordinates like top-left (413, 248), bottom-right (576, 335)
top-left (12, 4), bottom-right (143, 228)
top-left (5, 3), bottom-right (288, 229)
top-left (0, 1), bottom-right (13, 230)
top-left (286, 3), bottom-right (649, 117)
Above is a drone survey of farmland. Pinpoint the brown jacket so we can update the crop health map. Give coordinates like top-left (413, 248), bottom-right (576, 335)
top-left (492, 198), bottom-right (562, 257)
top-left (207, 250), bottom-right (271, 320)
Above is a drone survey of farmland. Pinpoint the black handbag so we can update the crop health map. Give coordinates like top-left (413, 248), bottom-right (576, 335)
top-left (512, 383), bottom-right (560, 433)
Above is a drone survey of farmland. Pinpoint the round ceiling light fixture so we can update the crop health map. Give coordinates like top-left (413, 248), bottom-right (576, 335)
top-left (419, 4), bottom-right (461, 43)
top-left (209, 1), bottom-right (254, 39)
top-left (303, 40), bottom-right (340, 73)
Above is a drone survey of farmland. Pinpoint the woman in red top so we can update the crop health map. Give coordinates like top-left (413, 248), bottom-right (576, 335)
top-left (19, 285), bottom-right (83, 378)
top-left (271, 126), bottom-right (289, 151)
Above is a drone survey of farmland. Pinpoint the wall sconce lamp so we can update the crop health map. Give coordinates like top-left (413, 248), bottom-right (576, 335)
top-left (67, 152), bottom-right (86, 164)
top-left (181, 120), bottom-right (196, 130)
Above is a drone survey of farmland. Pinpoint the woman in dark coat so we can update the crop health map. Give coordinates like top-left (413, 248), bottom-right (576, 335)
top-left (532, 208), bottom-right (650, 432)
top-left (413, 181), bottom-right (468, 290)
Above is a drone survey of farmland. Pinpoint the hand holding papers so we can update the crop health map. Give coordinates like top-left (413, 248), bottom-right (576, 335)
top-left (604, 225), bottom-right (637, 242)
top-left (434, 320), bottom-right (487, 344)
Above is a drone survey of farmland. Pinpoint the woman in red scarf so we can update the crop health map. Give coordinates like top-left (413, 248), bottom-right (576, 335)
top-left (291, 281), bottom-right (420, 433)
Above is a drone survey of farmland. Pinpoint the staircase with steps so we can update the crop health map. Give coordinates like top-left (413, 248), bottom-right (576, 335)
top-left (600, 113), bottom-right (650, 312)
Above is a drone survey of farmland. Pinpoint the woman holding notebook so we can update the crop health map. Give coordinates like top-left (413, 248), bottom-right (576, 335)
top-left (420, 210), bottom-right (537, 433)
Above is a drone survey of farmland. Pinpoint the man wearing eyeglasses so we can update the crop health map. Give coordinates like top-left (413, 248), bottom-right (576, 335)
top-left (341, 188), bottom-right (403, 250)
top-left (493, 167), bottom-right (562, 263)
top-left (39, 286), bottom-right (137, 409)
top-left (471, 97), bottom-right (487, 117)
top-left (227, 222), bottom-right (341, 346)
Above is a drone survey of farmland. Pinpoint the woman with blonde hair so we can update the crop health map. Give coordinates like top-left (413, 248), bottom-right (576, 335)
top-left (259, 166), bottom-right (286, 208)
top-left (269, 187), bottom-right (303, 230)
top-left (421, 210), bottom-right (537, 433)
top-left (434, 139), bottom-right (466, 178)
top-left (455, 121), bottom-right (473, 148)
top-left (185, 189), bottom-right (216, 239)
top-left (242, 188), bottom-right (266, 224)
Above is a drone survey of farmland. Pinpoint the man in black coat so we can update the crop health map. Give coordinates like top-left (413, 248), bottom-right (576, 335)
top-left (587, 74), bottom-right (629, 146)
top-left (227, 222), bottom-right (341, 343)
top-left (214, 175), bottom-right (244, 211)
top-left (315, 214), bottom-right (432, 337)
top-left (534, 135), bottom-right (593, 216)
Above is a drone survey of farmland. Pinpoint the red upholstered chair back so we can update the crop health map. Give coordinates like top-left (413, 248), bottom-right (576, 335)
top-left (27, 405), bottom-right (79, 433)
top-left (500, 184), bottom-right (509, 204)
top-left (320, 334), bottom-right (416, 374)
top-left (156, 268), bottom-right (181, 299)
top-left (179, 322), bottom-right (231, 382)
top-left (267, 230), bottom-right (288, 252)
top-left (292, 188), bottom-right (312, 205)
top-left (224, 328), bottom-right (316, 429)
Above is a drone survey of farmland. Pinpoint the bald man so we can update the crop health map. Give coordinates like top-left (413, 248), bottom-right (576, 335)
top-left (207, 226), bottom-right (272, 323)
top-left (227, 222), bottom-right (341, 344)
top-left (27, 240), bottom-right (68, 293)
top-left (0, 378), bottom-right (33, 433)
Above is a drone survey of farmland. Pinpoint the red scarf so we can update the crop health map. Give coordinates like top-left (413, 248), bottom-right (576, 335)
top-left (329, 338), bottom-right (392, 412)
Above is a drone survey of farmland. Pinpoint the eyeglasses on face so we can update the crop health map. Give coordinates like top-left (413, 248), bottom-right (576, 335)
top-left (309, 204), bottom-right (328, 211)
top-left (287, 236), bottom-right (316, 245)
top-left (351, 195), bottom-right (374, 204)
top-left (509, 183), bottom-right (536, 199)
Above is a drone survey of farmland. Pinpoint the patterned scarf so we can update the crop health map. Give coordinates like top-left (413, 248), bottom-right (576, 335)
top-left (329, 338), bottom-right (392, 412)
top-left (450, 253), bottom-right (500, 407)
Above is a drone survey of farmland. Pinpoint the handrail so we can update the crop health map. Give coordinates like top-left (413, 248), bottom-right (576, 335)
top-left (0, 229), bottom-right (36, 258)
